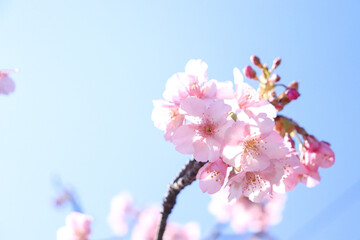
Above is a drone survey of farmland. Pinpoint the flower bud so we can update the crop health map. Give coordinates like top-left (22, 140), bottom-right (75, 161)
top-left (242, 65), bottom-right (257, 79)
top-left (250, 55), bottom-right (262, 68)
top-left (275, 102), bottom-right (284, 111)
top-left (304, 135), bottom-right (320, 151)
top-left (229, 112), bottom-right (237, 121)
top-left (316, 141), bottom-right (335, 168)
top-left (269, 74), bottom-right (281, 82)
top-left (286, 88), bottom-right (300, 100)
top-left (288, 81), bottom-right (299, 89)
top-left (272, 57), bottom-right (281, 70)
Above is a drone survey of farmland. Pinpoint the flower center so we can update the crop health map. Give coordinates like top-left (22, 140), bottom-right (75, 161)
top-left (199, 122), bottom-right (216, 137)
top-left (243, 137), bottom-right (267, 157)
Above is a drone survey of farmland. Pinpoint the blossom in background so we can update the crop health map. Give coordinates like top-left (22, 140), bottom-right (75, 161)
top-left (131, 206), bottom-right (200, 240)
top-left (57, 212), bottom-right (92, 240)
top-left (209, 190), bottom-right (286, 234)
top-left (0, 70), bottom-right (16, 95)
top-left (108, 192), bottom-right (135, 236)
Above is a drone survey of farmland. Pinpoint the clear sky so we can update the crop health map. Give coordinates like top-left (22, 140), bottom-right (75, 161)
top-left (0, 0), bottom-right (359, 239)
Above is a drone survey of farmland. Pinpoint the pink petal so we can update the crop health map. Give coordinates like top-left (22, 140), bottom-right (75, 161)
top-left (205, 100), bottom-right (231, 124)
top-left (172, 125), bottom-right (195, 154)
top-left (179, 97), bottom-right (207, 117)
top-left (196, 159), bottom-right (227, 194)
top-left (185, 59), bottom-right (208, 84)
top-left (193, 139), bottom-right (209, 162)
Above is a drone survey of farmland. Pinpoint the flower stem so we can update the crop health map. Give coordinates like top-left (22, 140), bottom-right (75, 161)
top-left (155, 159), bottom-right (205, 240)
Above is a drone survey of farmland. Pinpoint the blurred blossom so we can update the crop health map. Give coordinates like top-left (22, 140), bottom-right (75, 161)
top-left (0, 70), bottom-right (16, 95)
top-left (108, 192), bottom-right (134, 236)
top-left (54, 190), bottom-right (72, 208)
top-left (209, 190), bottom-right (286, 234)
top-left (57, 212), bottom-right (92, 240)
top-left (131, 206), bottom-right (200, 240)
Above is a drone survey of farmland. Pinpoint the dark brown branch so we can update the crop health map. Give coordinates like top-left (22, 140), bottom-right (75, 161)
top-left (155, 159), bottom-right (205, 240)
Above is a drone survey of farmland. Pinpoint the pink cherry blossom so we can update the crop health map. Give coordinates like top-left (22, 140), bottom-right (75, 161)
top-left (162, 60), bottom-right (209, 103)
top-left (209, 190), bottom-right (286, 234)
top-left (131, 206), bottom-right (200, 240)
top-left (0, 70), bottom-right (16, 95)
top-left (298, 167), bottom-right (321, 187)
top-left (222, 118), bottom-right (288, 172)
top-left (152, 100), bottom-right (185, 141)
top-left (221, 117), bottom-right (291, 202)
top-left (57, 212), bottom-right (92, 240)
top-left (162, 60), bottom-right (234, 103)
top-left (171, 97), bottom-right (233, 162)
top-left (226, 165), bottom-right (281, 202)
top-left (196, 158), bottom-right (228, 194)
top-left (315, 141), bottom-right (335, 168)
top-left (274, 136), bottom-right (323, 189)
top-left (164, 222), bottom-right (201, 240)
top-left (273, 135), bottom-right (303, 193)
top-left (108, 192), bottom-right (135, 236)
top-left (208, 190), bottom-right (233, 223)
top-left (131, 206), bottom-right (160, 240)
top-left (231, 68), bottom-right (277, 119)
top-left (301, 136), bottom-right (335, 170)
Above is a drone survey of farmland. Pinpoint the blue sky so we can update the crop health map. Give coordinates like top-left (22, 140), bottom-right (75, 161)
top-left (0, 0), bottom-right (359, 239)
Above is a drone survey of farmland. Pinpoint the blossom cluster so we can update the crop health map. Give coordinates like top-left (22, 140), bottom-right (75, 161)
top-left (209, 190), bottom-right (286, 234)
top-left (152, 57), bottom-right (335, 203)
top-left (108, 193), bottom-right (201, 240)
top-left (56, 192), bottom-right (201, 240)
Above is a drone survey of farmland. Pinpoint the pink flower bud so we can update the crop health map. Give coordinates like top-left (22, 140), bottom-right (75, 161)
top-left (316, 142), bottom-right (335, 168)
top-left (269, 74), bottom-right (280, 82)
top-left (250, 55), bottom-right (262, 68)
top-left (272, 57), bottom-right (281, 70)
top-left (288, 81), bottom-right (299, 89)
top-left (243, 65), bottom-right (257, 79)
top-left (286, 88), bottom-right (300, 100)
top-left (275, 102), bottom-right (283, 111)
top-left (304, 136), bottom-right (320, 151)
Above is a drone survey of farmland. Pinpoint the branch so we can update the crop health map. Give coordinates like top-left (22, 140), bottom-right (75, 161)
top-left (155, 159), bottom-right (205, 240)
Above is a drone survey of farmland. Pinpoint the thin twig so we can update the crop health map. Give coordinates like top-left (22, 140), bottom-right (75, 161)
top-left (155, 159), bottom-right (205, 240)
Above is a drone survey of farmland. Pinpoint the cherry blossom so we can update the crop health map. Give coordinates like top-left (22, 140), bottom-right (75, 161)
top-left (131, 206), bottom-right (200, 240)
top-left (152, 100), bottom-right (185, 141)
top-left (222, 118), bottom-right (288, 171)
top-left (0, 70), bottom-right (16, 95)
top-left (162, 60), bottom-right (233, 103)
top-left (301, 136), bottom-right (335, 170)
top-left (230, 68), bottom-right (277, 119)
top-left (171, 97), bottom-right (233, 162)
top-left (57, 212), bottom-right (92, 240)
top-left (108, 192), bottom-right (135, 236)
top-left (209, 190), bottom-right (286, 234)
top-left (152, 57), bottom-right (335, 205)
